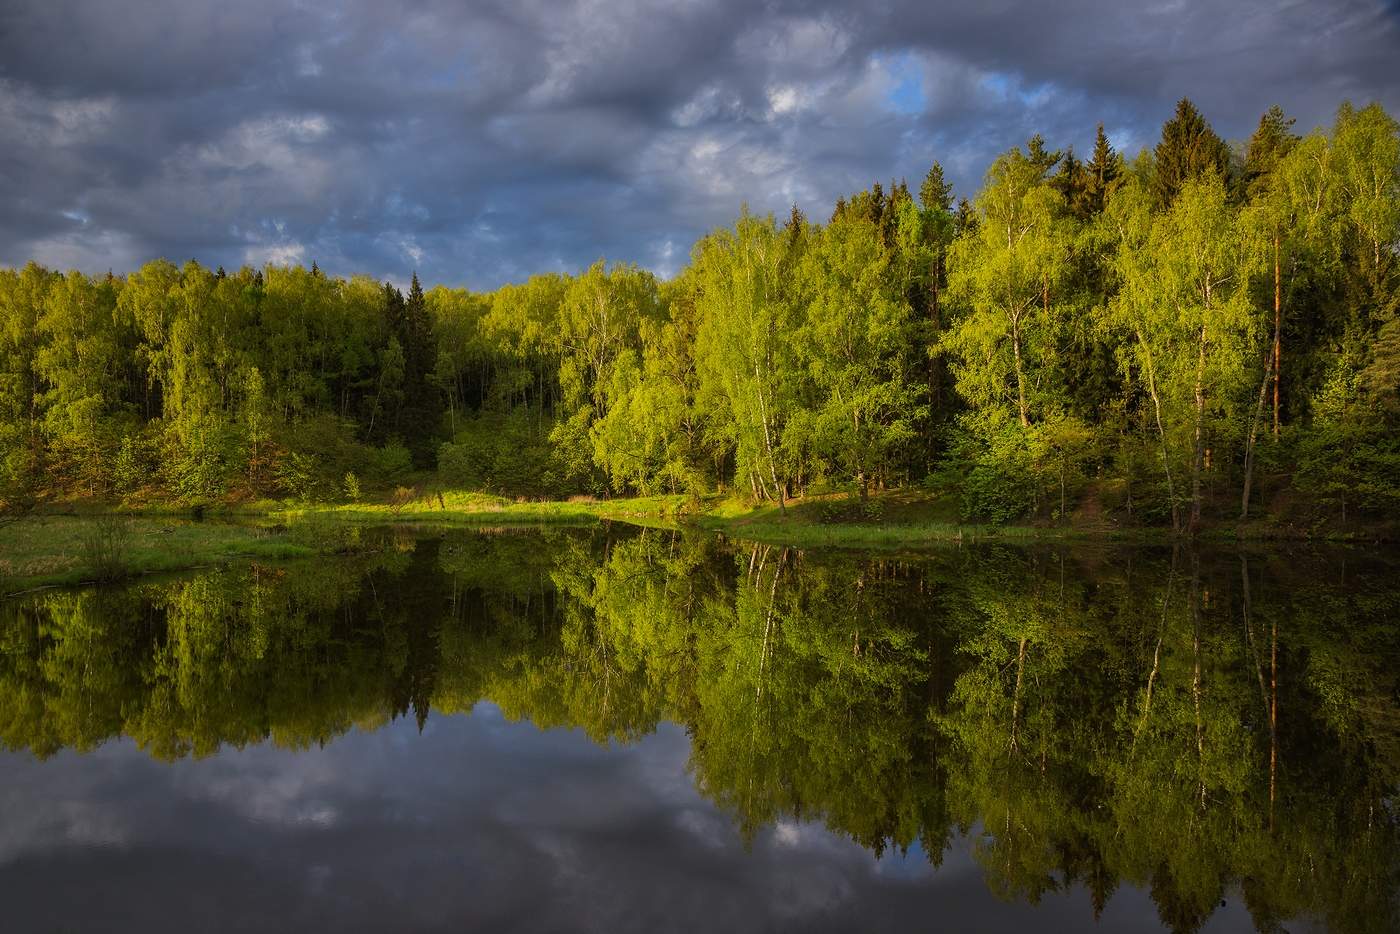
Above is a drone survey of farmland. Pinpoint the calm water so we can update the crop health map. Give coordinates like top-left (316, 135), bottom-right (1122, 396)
top-left (1, 527), bottom-right (1395, 933)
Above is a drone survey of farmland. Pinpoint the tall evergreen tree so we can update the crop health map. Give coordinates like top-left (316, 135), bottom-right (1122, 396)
top-left (1026, 134), bottom-right (1063, 176)
top-left (919, 162), bottom-right (954, 213)
top-left (1083, 124), bottom-right (1123, 216)
top-left (398, 272), bottom-right (441, 465)
top-left (1053, 147), bottom-right (1094, 219)
top-left (1242, 105), bottom-right (1299, 201)
top-left (1152, 98), bottom-right (1232, 208)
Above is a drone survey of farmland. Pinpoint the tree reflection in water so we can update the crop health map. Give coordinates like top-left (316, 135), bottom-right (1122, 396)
top-left (1, 527), bottom-right (1395, 933)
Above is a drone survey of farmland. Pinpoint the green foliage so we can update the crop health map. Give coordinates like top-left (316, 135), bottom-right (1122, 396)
top-left (693, 210), bottom-right (808, 504)
top-left (0, 97), bottom-right (1396, 530)
top-left (945, 145), bottom-right (1072, 429)
top-left (112, 435), bottom-right (146, 497)
top-left (79, 515), bottom-right (132, 581)
top-left (440, 409), bottom-right (565, 496)
top-left (1294, 357), bottom-right (1400, 519)
top-left (1152, 97), bottom-right (1233, 208)
top-left (276, 450), bottom-right (326, 503)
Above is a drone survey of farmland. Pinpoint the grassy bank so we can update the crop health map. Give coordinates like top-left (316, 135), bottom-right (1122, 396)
top-left (4, 488), bottom-right (1391, 593)
top-left (0, 517), bottom-right (316, 593)
top-left (276, 487), bottom-right (1174, 547)
top-left (273, 490), bottom-right (694, 527)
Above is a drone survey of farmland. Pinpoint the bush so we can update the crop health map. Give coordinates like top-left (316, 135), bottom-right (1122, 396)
top-left (112, 435), bottom-right (146, 496)
top-left (931, 422), bottom-right (1037, 524)
top-left (164, 420), bottom-right (235, 502)
top-left (364, 443), bottom-right (413, 486)
top-left (439, 409), bottom-right (571, 497)
top-left (82, 515), bottom-right (131, 581)
top-left (276, 450), bottom-right (326, 502)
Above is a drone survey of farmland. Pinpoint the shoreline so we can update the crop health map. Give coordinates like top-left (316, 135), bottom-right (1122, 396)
top-left (4, 489), bottom-right (1396, 594)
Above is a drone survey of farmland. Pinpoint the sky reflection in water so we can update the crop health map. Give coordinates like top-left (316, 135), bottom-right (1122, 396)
top-left (0, 528), bottom-right (1390, 933)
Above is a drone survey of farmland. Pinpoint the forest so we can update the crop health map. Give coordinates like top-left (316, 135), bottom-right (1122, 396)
top-left (1, 98), bottom-right (1398, 532)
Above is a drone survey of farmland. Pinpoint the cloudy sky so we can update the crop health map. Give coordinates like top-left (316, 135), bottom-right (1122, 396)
top-left (2, 0), bottom-right (1398, 290)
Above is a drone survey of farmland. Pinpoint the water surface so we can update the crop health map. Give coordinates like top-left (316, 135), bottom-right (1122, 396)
top-left (1, 527), bottom-right (1395, 932)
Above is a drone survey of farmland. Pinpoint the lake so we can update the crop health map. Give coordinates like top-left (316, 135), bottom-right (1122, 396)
top-left (1, 526), bottom-right (1395, 932)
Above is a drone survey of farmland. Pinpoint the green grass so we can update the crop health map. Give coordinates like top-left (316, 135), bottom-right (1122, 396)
top-left (0, 516), bottom-right (315, 593)
top-left (687, 490), bottom-right (1163, 549)
top-left (8, 486), bottom-right (1383, 593)
top-left (276, 486), bottom-right (1163, 549)
top-left (275, 490), bottom-right (696, 527)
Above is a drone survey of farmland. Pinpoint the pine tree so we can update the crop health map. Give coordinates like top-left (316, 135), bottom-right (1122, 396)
top-left (1152, 98), bottom-right (1232, 208)
top-left (1053, 147), bottom-right (1093, 218)
top-left (1026, 134), bottom-right (1062, 176)
top-left (1083, 124), bottom-right (1123, 216)
top-left (920, 162), bottom-right (954, 213)
top-left (953, 197), bottom-right (977, 237)
top-left (1242, 106), bottom-right (1298, 201)
top-left (784, 203), bottom-right (807, 247)
top-left (398, 272), bottom-right (441, 465)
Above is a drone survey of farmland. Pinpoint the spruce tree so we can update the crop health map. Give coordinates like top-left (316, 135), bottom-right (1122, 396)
top-left (1083, 123), bottom-right (1123, 216)
top-left (1026, 134), bottom-right (1062, 176)
top-left (919, 161), bottom-right (953, 213)
top-left (1053, 147), bottom-right (1093, 218)
top-left (953, 197), bottom-right (977, 237)
top-left (399, 272), bottom-right (441, 465)
top-left (1242, 105), bottom-right (1298, 200)
top-left (1152, 98), bottom-right (1232, 208)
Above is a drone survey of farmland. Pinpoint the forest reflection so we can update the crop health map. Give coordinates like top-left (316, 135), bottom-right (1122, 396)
top-left (1, 527), bottom-right (1396, 933)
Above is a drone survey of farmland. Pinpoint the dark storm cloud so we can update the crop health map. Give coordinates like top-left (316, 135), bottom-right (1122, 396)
top-left (1, 0), bottom-right (1397, 288)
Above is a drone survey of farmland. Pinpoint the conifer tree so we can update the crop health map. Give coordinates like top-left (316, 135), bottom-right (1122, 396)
top-left (1053, 147), bottom-right (1093, 219)
top-left (1152, 98), bottom-right (1232, 208)
top-left (1243, 105), bottom-right (1299, 201)
top-left (1026, 134), bottom-right (1062, 176)
top-left (919, 162), bottom-right (953, 214)
top-left (398, 272), bottom-right (441, 464)
top-left (1083, 124), bottom-right (1123, 216)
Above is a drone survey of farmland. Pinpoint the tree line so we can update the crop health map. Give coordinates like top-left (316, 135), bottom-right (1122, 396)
top-left (1, 98), bottom-right (1397, 528)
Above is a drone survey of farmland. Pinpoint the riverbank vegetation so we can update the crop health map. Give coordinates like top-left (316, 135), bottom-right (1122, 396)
top-left (0, 516), bottom-right (315, 592)
top-left (2, 99), bottom-right (1398, 534)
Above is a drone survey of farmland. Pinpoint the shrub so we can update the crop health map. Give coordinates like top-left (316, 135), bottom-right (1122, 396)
top-left (82, 515), bottom-right (132, 582)
top-left (343, 471), bottom-right (361, 503)
top-left (112, 435), bottom-right (145, 496)
top-left (365, 443), bottom-right (414, 485)
top-left (276, 450), bottom-right (326, 502)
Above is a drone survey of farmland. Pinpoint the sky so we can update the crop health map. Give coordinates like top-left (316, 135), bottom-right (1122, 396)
top-left (1, 0), bottom-right (1398, 290)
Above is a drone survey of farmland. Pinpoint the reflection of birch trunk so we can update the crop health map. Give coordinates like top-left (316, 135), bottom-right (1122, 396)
top-left (1133, 548), bottom-right (1177, 750)
top-left (742, 548), bottom-right (787, 816)
top-left (1191, 550), bottom-right (1205, 809)
top-left (1241, 555), bottom-right (1268, 710)
top-left (1010, 637), bottom-right (1028, 754)
top-left (755, 552), bottom-right (781, 704)
top-left (1269, 613), bottom-right (1278, 829)
top-left (1240, 553), bottom-right (1277, 828)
